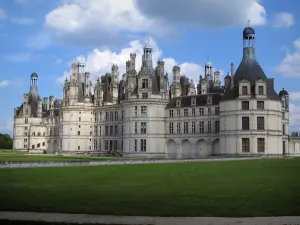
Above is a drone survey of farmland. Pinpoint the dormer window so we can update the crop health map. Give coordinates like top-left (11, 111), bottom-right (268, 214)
top-left (191, 97), bottom-right (196, 106)
top-left (176, 100), bottom-right (181, 107)
top-left (242, 86), bottom-right (248, 95)
top-left (258, 86), bottom-right (264, 95)
top-left (142, 79), bottom-right (148, 89)
top-left (207, 96), bottom-right (212, 105)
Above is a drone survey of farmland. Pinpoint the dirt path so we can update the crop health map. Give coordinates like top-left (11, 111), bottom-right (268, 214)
top-left (0, 211), bottom-right (300, 225)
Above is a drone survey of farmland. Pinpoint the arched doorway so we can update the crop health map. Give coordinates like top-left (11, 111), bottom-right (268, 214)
top-left (47, 140), bottom-right (52, 153)
top-left (196, 139), bottom-right (207, 158)
top-left (181, 139), bottom-right (191, 159)
top-left (212, 139), bottom-right (220, 156)
top-left (167, 139), bottom-right (177, 159)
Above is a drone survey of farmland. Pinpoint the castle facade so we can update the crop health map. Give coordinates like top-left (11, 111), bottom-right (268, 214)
top-left (13, 27), bottom-right (300, 158)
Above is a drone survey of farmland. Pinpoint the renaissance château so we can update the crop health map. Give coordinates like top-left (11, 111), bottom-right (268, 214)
top-left (13, 27), bottom-right (300, 158)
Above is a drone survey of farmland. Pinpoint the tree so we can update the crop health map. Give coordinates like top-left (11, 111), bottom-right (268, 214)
top-left (0, 133), bottom-right (13, 149)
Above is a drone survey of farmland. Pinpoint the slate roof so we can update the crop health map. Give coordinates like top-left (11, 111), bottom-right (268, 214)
top-left (166, 93), bottom-right (222, 108)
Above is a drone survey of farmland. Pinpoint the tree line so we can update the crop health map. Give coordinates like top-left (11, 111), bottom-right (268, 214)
top-left (0, 133), bottom-right (13, 149)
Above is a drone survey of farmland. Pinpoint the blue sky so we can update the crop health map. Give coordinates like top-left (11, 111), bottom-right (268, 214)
top-left (0, 0), bottom-right (300, 135)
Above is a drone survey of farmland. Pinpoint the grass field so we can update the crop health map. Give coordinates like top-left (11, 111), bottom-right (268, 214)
top-left (0, 158), bottom-right (300, 217)
top-left (0, 220), bottom-right (121, 225)
top-left (0, 150), bottom-right (129, 162)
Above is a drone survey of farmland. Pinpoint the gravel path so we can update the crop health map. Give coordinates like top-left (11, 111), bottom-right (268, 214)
top-left (0, 211), bottom-right (300, 225)
top-left (0, 156), bottom-right (289, 169)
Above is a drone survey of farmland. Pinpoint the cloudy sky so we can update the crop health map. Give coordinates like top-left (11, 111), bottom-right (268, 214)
top-left (0, 0), bottom-right (299, 135)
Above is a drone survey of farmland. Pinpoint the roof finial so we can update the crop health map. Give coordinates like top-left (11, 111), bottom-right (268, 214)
top-left (247, 19), bottom-right (251, 27)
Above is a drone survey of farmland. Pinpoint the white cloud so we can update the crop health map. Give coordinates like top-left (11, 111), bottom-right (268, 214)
top-left (276, 38), bottom-right (300, 78)
top-left (45, 0), bottom-right (266, 47)
top-left (4, 53), bottom-right (32, 63)
top-left (0, 80), bottom-right (9, 88)
top-left (11, 17), bottom-right (35, 25)
top-left (135, 0), bottom-right (266, 28)
top-left (56, 58), bottom-right (62, 64)
top-left (273, 12), bottom-right (295, 28)
top-left (56, 37), bottom-right (205, 86)
top-left (0, 8), bottom-right (6, 20)
top-left (290, 92), bottom-right (300, 102)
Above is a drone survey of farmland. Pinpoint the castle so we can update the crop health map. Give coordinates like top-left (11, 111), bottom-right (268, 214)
top-left (13, 27), bottom-right (300, 158)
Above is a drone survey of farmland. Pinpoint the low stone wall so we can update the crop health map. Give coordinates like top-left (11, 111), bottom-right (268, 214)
top-left (0, 156), bottom-right (292, 169)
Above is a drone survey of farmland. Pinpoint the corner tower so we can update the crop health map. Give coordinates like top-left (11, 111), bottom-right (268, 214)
top-left (219, 26), bottom-right (284, 156)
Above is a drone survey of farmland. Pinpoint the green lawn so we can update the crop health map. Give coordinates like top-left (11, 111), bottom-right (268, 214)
top-left (0, 150), bottom-right (130, 162)
top-left (0, 158), bottom-right (300, 217)
top-left (0, 220), bottom-right (124, 225)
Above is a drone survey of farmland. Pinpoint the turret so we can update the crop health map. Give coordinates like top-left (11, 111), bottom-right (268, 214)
top-left (171, 66), bottom-right (181, 98)
top-left (279, 88), bottom-right (289, 109)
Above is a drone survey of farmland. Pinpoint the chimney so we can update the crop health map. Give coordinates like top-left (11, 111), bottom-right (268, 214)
top-left (43, 97), bottom-right (48, 111)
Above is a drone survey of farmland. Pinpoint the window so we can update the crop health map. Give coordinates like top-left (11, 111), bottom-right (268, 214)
top-left (208, 107), bottom-right (211, 116)
top-left (258, 86), bottom-right (264, 95)
top-left (110, 112), bottom-right (114, 121)
top-left (242, 101), bottom-right (249, 110)
top-left (257, 138), bottom-right (265, 153)
top-left (283, 124), bottom-right (285, 135)
top-left (114, 111), bottom-right (118, 121)
top-left (142, 79), bottom-right (148, 89)
top-left (177, 122), bottom-right (181, 134)
top-left (242, 86), bottom-right (248, 95)
top-left (199, 108), bottom-right (204, 116)
top-left (32, 132), bottom-right (35, 136)
top-left (257, 117), bottom-right (265, 130)
top-left (114, 125), bottom-right (118, 135)
top-left (38, 132), bottom-right (41, 136)
top-left (25, 109), bottom-right (29, 115)
top-left (110, 126), bottom-right (113, 136)
top-left (215, 121), bottom-right (220, 133)
top-left (134, 139), bottom-right (137, 152)
top-left (42, 142), bottom-right (45, 146)
top-left (135, 122), bottom-right (137, 134)
top-left (199, 121), bottom-right (204, 133)
top-left (78, 131), bottom-right (80, 135)
top-left (32, 145), bottom-right (35, 149)
top-left (242, 117), bottom-right (250, 130)
top-left (177, 109), bottom-right (180, 117)
top-left (184, 122), bottom-right (189, 134)
top-left (176, 100), bottom-right (181, 106)
top-left (94, 140), bottom-right (98, 151)
top-left (169, 123), bottom-right (174, 134)
top-left (141, 139), bottom-right (147, 152)
top-left (37, 143), bottom-right (40, 148)
top-left (169, 110), bottom-right (174, 118)
top-left (257, 101), bottom-right (264, 110)
top-left (135, 106), bottom-right (138, 117)
top-left (192, 122), bottom-right (196, 134)
top-left (282, 112), bottom-right (285, 119)
top-left (215, 107), bottom-right (220, 115)
top-left (78, 146), bottom-right (80, 150)
top-left (207, 121), bottom-right (211, 133)
top-left (79, 125), bottom-right (81, 128)
top-left (122, 125), bottom-right (124, 136)
top-left (25, 118), bottom-right (28, 124)
top-left (105, 126), bottom-right (109, 136)
top-left (192, 108), bottom-right (195, 116)
top-left (94, 126), bottom-right (98, 136)
top-left (79, 117), bottom-right (81, 121)
top-left (105, 112), bottom-right (109, 121)
top-left (100, 126), bottom-right (102, 136)
top-left (242, 138), bottom-right (250, 152)
top-left (121, 110), bottom-right (124, 119)
top-left (141, 106), bottom-right (147, 116)
top-left (141, 122), bottom-right (147, 134)
top-left (105, 141), bottom-right (108, 151)
top-left (142, 93), bottom-right (148, 99)
top-left (184, 109), bottom-right (188, 117)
